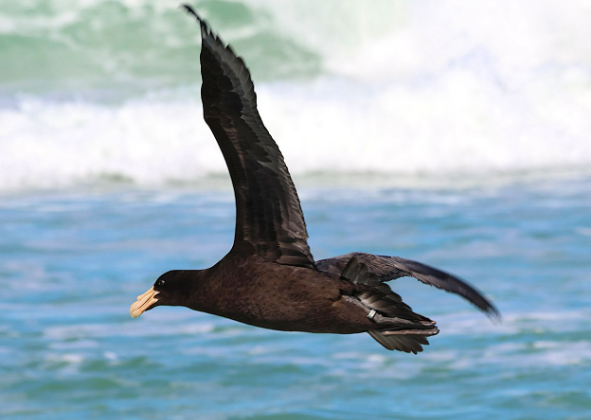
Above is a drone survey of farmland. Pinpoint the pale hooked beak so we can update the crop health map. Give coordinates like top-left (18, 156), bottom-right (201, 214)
top-left (130, 286), bottom-right (159, 318)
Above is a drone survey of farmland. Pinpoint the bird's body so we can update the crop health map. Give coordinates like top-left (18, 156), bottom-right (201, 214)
top-left (130, 5), bottom-right (498, 354)
top-left (185, 256), bottom-right (372, 334)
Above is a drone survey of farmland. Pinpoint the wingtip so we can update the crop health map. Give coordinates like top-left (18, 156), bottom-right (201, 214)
top-left (179, 3), bottom-right (199, 19)
top-left (179, 3), bottom-right (210, 35)
top-left (485, 304), bottom-right (502, 324)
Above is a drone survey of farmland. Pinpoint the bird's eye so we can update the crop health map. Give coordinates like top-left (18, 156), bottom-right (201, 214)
top-left (157, 279), bottom-right (166, 287)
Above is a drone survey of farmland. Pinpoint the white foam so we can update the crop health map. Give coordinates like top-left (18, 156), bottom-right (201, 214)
top-left (2, 0), bottom-right (591, 191)
top-left (43, 317), bottom-right (217, 340)
top-left (2, 74), bottom-right (590, 192)
top-left (434, 309), bottom-right (591, 338)
top-left (576, 227), bottom-right (591, 236)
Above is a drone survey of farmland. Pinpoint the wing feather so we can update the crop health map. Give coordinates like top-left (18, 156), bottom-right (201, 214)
top-left (183, 5), bottom-right (315, 269)
top-left (317, 252), bottom-right (500, 319)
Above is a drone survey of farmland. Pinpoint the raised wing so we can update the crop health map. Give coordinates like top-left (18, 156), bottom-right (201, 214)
top-left (183, 5), bottom-right (315, 269)
top-left (316, 252), bottom-right (500, 319)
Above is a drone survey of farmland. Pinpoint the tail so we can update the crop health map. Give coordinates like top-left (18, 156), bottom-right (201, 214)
top-left (341, 256), bottom-right (439, 354)
top-left (367, 328), bottom-right (438, 354)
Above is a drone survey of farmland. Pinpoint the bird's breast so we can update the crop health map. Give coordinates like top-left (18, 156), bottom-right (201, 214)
top-left (194, 262), bottom-right (369, 334)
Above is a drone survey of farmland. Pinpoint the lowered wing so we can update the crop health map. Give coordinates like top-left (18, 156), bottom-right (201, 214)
top-left (316, 252), bottom-right (500, 319)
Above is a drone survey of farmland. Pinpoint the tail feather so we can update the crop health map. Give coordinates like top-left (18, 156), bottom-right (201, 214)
top-left (341, 256), bottom-right (433, 325)
top-left (341, 255), bottom-right (440, 353)
top-left (368, 328), bottom-right (438, 354)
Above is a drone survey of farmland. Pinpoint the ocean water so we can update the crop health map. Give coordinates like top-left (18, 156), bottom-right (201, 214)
top-left (2, 182), bottom-right (591, 419)
top-left (1, 1), bottom-right (591, 419)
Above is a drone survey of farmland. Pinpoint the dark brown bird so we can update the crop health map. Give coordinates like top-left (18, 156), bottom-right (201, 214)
top-left (130, 5), bottom-right (499, 354)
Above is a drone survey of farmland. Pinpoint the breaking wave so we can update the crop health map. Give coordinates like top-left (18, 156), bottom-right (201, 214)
top-left (1, 0), bottom-right (591, 191)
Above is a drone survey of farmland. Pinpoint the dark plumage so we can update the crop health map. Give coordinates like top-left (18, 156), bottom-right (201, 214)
top-left (130, 5), bottom-right (499, 354)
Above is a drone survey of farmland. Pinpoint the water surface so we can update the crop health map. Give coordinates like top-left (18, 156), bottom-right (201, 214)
top-left (1, 179), bottom-right (590, 419)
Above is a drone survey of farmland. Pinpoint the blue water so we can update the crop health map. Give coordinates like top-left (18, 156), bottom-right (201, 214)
top-left (2, 177), bottom-right (590, 419)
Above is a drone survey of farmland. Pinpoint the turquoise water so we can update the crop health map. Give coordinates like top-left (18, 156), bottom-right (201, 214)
top-left (2, 1), bottom-right (591, 418)
top-left (2, 180), bottom-right (591, 419)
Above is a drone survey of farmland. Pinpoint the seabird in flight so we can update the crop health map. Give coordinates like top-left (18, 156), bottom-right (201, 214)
top-left (130, 5), bottom-right (499, 354)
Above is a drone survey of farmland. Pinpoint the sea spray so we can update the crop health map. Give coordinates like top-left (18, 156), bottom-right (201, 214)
top-left (1, 0), bottom-right (590, 191)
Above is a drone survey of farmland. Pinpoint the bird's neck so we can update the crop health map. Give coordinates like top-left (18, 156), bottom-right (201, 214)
top-left (181, 267), bottom-right (223, 314)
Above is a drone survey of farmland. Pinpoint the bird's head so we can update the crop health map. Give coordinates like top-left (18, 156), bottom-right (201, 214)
top-left (129, 270), bottom-right (195, 318)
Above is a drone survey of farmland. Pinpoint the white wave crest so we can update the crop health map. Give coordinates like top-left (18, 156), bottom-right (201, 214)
top-left (2, 0), bottom-right (591, 191)
top-left (2, 72), bottom-right (590, 192)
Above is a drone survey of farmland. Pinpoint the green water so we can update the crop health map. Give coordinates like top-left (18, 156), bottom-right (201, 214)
top-left (0, 0), bottom-right (327, 95)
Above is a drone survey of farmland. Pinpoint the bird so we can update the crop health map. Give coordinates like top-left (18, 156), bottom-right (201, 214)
top-left (129, 4), bottom-right (499, 354)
